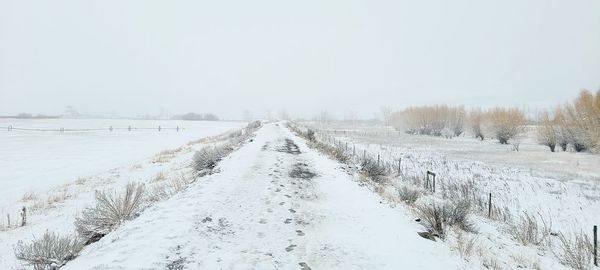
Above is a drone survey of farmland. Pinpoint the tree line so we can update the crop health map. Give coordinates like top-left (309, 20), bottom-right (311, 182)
top-left (390, 89), bottom-right (600, 153)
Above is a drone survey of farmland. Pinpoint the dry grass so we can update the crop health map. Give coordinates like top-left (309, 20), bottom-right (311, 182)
top-left (148, 174), bottom-right (190, 202)
top-left (152, 147), bottom-right (183, 163)
top-left (509, 212), bottom-right (552, 246)
top-left (452, 228), bottom-right (477, 259)
top-left (555, 232), bottom-right (594, 270)
top-left (151, 171), bottom-right (167, 182)
top-left (130, 164), bottom-right (143, 170)
top-left (21, 191), bottom-right (38, 202)
top-left (75, 177), bottom-right (88, 185)
top-left (397, 186), bottom-right (421, 205)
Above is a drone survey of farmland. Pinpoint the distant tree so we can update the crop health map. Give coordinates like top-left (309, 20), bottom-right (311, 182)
top-left (469, 109), bottom-right (486, 140)
top-left (16, 113), bottom-right (33, 119)
top-left (536, 110), bottom-right (557, 152)
top-left (391, 105), bottom-right (466, 137)
top-left (317, 110), bottom-right (331, 126)
top-left (203, 113), bottom-right (219, 121)
top-left (487, 107), bottom-right (527, 144)
top-left (180, 113), bottom-right (204, 121)
top-left (380, 106), bottom-right (392, 126)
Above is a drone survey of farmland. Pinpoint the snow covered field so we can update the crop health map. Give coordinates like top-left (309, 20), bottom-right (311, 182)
top-left (309, 123), bottom-right (600, 269)
top-left (0, 119), bottom-right (245, 206)
top-left (2, 120), bottom-right (599, 269)
top-left (0, 118), bottom-right (246, 268)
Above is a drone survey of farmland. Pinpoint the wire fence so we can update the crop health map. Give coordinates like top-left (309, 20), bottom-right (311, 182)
top-left (1, 125), bottom-right (184, 133)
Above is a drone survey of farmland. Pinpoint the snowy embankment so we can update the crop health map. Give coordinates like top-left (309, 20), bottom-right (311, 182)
top-left (311, 124), bottom-right (600, 269)
top-left (62, 123), bottom-right (462, 269)
top-left (0, 119), bottom-right (246, 268)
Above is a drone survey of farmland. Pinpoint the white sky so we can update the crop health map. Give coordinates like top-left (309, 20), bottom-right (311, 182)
top-left (1, 0), bottom-right (599, 119)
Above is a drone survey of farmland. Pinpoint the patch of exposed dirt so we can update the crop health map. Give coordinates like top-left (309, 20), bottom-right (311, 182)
top-left (289, 163), bottom-right (317, 179)
top-left (277, 139), bottom-right (301, 155)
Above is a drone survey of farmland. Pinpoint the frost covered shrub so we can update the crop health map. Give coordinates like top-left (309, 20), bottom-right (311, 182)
top-left (398, 186), bottom-right (421, 205)
top-left (192, 146), bottom-right (225, 173)
top-left (14, 231), bottom-right (83, 270)
top-left (306, 129), bottom-right (316, 142)
top-left (309, 141), bottom-right (351, 164)
top-left (417, 200), bottom-right (473, 238)
top-left (75, 183), bottom-right (145, 244)
top-left (509, 212), bottom-right (552, 246)
top-left (360, 157), bottom-right (388, 182)
top-left (148, 175), bottom-right (189, 202)
top-left (556, 232), bottom-right (594, 270)
top-left (417, 203), bottom-right (445, 238)
top-left (246, 120), bottom-right (262, 130)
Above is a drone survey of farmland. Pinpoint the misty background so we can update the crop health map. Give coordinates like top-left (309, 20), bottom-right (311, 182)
top-left (1, 0), bottom-right (599, 120)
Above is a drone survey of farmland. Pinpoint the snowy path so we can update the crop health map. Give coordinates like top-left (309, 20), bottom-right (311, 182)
top-left (64, 123), bottom-right (461, 270)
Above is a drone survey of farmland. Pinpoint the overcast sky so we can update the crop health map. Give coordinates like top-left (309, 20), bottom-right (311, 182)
top-left (1, 0), bottom-right (599, 119)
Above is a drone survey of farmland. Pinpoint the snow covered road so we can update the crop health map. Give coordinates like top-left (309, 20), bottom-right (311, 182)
top-left (64, 123), bottom-right (461, 270)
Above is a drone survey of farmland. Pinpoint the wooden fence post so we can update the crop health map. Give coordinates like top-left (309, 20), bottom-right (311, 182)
top-left (377, 154), bottom-right (380, 166)
top-left (488, 193), bottom-right (492, 218)
top-left (594, 225), bottom-right (598, 267)
top-left (158, 125), bottom-right (162, 132)
top-left (426, 171), bottom-right (436, 192)
top-left (397, 158), bottom-right (401, 176)
top-left (21, 206), bottom-right (26, 226)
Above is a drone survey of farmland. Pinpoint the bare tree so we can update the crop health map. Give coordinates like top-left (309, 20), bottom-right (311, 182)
top-left (537, 110), bottom-right (558, 152)
top-left (469, 109), bottom-right (486, 140)
top-left (380, 106), bottom-right (392, 126)
top-left (487, 107), bottom-right (527, 144)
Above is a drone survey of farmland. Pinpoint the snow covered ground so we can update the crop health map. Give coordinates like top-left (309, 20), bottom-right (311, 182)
top-left (0, 119), bottom-right (245, 268)
top-left (62, 122), bottom-right (462, 270)
top-left (309, 123), bottom-right (600, 269)
top-left (0, 119), bottom-right (245, 206)
top-left (3, 120), bottom-right (598, 269)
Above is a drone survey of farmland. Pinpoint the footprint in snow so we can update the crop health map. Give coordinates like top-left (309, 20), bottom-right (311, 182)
top-left (259, 219), bottom-right (268, 224)
top-left (288, 209), bottom-right (296, 213)
top-left (299, 262), bottom-right (311, 270)
top-left (284, 218), bottom-right (292, 224)
top-left (285, 244), bottom-right (297, 252)
top-left (296, 230), bottom-right (305, 236)
top-left (201, 217), bottom-right (213, 223)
